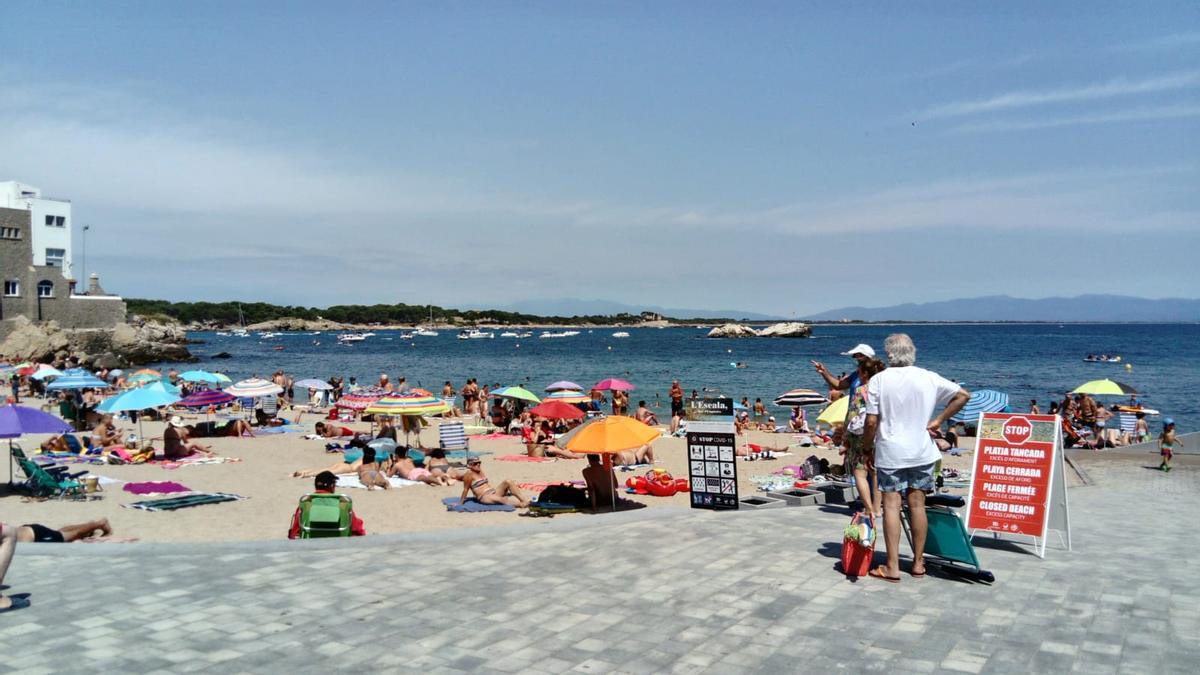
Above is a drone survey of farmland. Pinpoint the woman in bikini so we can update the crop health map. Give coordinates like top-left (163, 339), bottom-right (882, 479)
top-left (425, 448), bottom-right (467, 481)
top-left (356, 447), bottom-right (390, 490)
top-left (385, 446), bottom-right (452, 486)
top-left (459, 457), bottom-right (529, 507)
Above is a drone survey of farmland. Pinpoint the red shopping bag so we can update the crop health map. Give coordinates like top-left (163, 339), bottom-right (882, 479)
top-left (841, 513), bottom-right (875, 577)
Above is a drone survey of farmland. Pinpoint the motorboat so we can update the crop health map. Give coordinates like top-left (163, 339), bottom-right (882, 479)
top-left (414, 328), bottom-right (439, 337)
top-left (1083, 354), bottom-right (1122, 363)
top-left (612, 331), bottom-right (630, 338)
top-left (539, 331), bottom-right (569, 339)
top-left (458, 329), bottom-right (495, 340)
top-left (337, 333), bottom-right (367, 342)
top-left (360, 332), bottom-right (376, 338)
top-left (259, 332), bottom-right (279, 339)
top-left (398, 331), bottom-right (414, 340)
top-left (500, 331), bottom-right (521, 338)
top-left (215, 331), bottom-right (230, 337)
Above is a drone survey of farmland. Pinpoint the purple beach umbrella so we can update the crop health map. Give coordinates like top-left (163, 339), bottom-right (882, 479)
top-left (0, 404), bottom-right (73, 485)
top-left (177, 389), bottom-right (236, 408)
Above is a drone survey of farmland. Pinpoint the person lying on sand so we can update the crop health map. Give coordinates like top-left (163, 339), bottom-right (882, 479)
top-left (292, 456), bottom-right (363, 478)
top-left (385, 446), bottom-right (453, 486)
top-left (425, 448), bottom-right (467, 481)
top-left (188, 419), bottom-right (255, 438)
top-left (164, 417), bottom-right (214, 460)
top-left (356, 447), bottom-right (390, 490)
top-left (10, 518), bottom-right (114, 543)
top-left (611, 444), bottom-right (655, 466)
top-left (459, 456), bottom-right (529, 507)
top-left (314, 422), bottom-right (356, 438)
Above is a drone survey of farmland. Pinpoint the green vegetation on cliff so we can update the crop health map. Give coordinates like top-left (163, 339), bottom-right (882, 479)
top-left (123, 299), bottom-right (662, 326)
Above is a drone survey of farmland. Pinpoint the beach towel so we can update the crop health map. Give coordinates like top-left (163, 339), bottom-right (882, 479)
top-left (468, 431), bottom-right (508, 439)
top-left (518, 480), bottom-right (586, 494)
top-left (336, 474), bottom-right (421, 490)
top-left (123, 481), bottom-right (192, 495)
top-left (124, 492), bottom-right (246, 512)
top-left (156, 456), bottom-right (243, 470)
top-left (496, 454), bottom-right (555, 463)
top-left (442, 497), bottom-right (514, 512)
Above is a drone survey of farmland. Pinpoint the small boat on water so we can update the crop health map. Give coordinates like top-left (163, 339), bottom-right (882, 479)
top-left (337, 333), bottom-right (368, 342)
top-left (458, 329), bottom-right (495, 340)
top-left (539, 331), bottom-right (569, 339)
top-left (500, 331), bottom-right (521, 338)
top-left (612, 331), bottom-right (630, 338)
top-left (216, 332), bottom-right (230, 337)
top-left (414, 328), bottom-right (439, 337)
top-left (398, 331), bottom-right (414, 340)
top-left (1083, 354), bottom-right (1122, 363)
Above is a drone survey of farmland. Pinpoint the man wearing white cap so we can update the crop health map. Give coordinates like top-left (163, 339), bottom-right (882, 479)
top-left (811, 343), bottom-right (875, 396)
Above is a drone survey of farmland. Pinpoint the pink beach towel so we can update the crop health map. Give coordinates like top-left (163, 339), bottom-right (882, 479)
top-left (495, 454), bottom-right (556, 463)
top-left (123, 481), bottom-right (192, 495)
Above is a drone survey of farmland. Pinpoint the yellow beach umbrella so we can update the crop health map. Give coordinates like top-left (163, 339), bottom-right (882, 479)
top-left (816, 396), bottom-right (849, 426)
top-left (1071, 379), bottom-right (1138, 396)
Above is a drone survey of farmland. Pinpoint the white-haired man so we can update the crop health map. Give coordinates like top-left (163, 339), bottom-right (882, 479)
top-left (863, 333), bottom-right (969, 582)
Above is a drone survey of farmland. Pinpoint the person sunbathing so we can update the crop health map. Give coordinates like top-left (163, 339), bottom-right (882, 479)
top-left (525, 421), bottom-right (584, 459)
top-left (90, 415), bottom-right (121, 448)
top-left (314, 422), bottom-right (356, 438)
top-left (611, 444), bottom-right (655, 466)
top-left (356, 447), bottom-right (390, 490)
top-left (634, 401), bottom-right (659, 426)
top-left (292, 456), bottom-right (362, 478)
top-left (385, 446), bottom-right (453, 486)
top-left (287, 471), bottom-right (365, 539)
top-left (459, 456), bottom-right (529, 507)
top-left (189, 419), bottom-right (255, 438)
top-left (164, 417), bottom-right (214, 460)
top-left (425, 448), bottom-right (467, 481)
top-left (10, 518), bottom-right (114, 543)
top-left (39, 434), bottom-right (73, 454)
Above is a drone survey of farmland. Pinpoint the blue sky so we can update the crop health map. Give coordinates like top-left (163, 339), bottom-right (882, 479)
top-left (2, 1), bottom-right (1197, 315)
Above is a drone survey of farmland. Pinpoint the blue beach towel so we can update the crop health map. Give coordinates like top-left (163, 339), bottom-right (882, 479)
top-left (442, 497), bottom-right (515, 512)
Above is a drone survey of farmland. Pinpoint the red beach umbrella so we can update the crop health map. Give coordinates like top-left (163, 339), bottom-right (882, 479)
top-left (528, 400), bottom-right (585, 420)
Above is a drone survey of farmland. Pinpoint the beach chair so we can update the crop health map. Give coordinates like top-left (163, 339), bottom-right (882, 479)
top-left (297, 493), bottom-right (353, 538)
top-left (900, 494), bottom-right (994, 583)
top-left (15, 455), bottom-right (87, 499)
top-left (438, 420), bottom-right (469, 451)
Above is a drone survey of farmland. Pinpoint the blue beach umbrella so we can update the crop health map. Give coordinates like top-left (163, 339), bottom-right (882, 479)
top-left (179, 370), bottom-right (223, 384)
top-left (96, 381), bottom-right (182, 414)
top-left (951, 389), bottom-right (1010, 423)
top-left (45, 369), bottom-right (109, 390)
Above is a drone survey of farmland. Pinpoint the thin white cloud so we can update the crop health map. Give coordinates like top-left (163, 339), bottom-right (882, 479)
top-left (917, 71), bottom-right (1200, 120)
top-left (951, 105), bottom-right (1200, 133)
top-left (1111, 32), bottom-right (1200, 52)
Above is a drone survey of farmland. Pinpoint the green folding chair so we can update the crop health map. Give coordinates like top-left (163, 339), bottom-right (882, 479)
top-left (298, 493), bottom-right (353, 538)
top-left (15, 456), bottom-right (87, 499)
top-left (901, 494), bottom-right (995, 583)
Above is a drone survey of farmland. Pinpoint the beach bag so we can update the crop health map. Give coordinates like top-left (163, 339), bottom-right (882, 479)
top-left (840, 513), bottom-right (876, 577)
top-left (537, 485), bottom-right (588, 507)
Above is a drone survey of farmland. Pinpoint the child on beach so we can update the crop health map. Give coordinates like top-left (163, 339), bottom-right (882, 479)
top-left (1159, 419), bottom-right (1179, 472)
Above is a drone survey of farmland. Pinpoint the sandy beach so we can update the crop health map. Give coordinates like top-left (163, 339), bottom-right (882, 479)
top-left (1, 400), bottom-right (983, 543)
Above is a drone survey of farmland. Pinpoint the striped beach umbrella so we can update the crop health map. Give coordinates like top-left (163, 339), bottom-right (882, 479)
top-left (544, 380), bottom-right (582, 392)
top-left (951, 389), bottom-right (1010, 423)
top-left (545, 390), bottom-right (591, 404)
top-left (294, 378), bottom-right (333, 391)
top-left (335, 387), bottom-right (388, 411)
top-left (224, 378), bottom-right (284, 398)
top-left (365, 392), bottom-right (450, 417)
top-left (46, 369), bottom-right (109, 390)
top-left (177, 389), bottom-right (237, 408)
top-left (773, 388), bottom-right (829, 407)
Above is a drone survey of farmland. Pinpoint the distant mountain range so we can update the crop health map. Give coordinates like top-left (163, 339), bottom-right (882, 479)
top-left (474, 298), bottom-right (785, 321)
top-left (804, 294), bottom-right (1200, 322)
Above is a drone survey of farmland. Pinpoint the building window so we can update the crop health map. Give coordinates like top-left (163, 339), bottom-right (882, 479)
top-left (44, 215), bottom-right (65, 227)
top-left (0, 227), bottom-right (19, 240)
top-left (45, 248), bottom-right (65, 267)
top-left (3, 280), bottom-right (18, 297)
top-left (37, 280), bottom-right (54, 298)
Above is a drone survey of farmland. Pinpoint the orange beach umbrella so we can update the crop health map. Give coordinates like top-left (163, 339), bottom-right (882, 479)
top-left (556, 416), bottom-right (660, 455)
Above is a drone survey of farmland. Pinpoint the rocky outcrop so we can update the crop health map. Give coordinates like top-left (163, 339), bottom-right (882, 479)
top-left (707, 323), bottom-right (760, 338)
top-left (244, 317), bottom-right (349, 332)
top-left (757, 322), bottom-right (812, 338)
top-left (0, 315), bottom-right (194, 366)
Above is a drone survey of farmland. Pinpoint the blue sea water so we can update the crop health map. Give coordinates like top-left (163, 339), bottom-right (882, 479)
top-left (171, 324), bottom-right (1200, 431)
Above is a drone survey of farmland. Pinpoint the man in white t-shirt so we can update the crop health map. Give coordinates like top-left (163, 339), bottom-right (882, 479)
top-left (863, 333), bottom-right (969, 583)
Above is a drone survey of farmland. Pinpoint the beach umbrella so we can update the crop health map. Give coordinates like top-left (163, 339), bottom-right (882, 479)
top-left (545, 380), bottom-right (583, 392)
top-left (294, 378), bottom-right (333, 390)
top-left (335, 387), bottom-right (388, 411)
top-left (46, 369), bottom-right (109, 390)
top-left (177, 389), bottom-right (236, 408)
top-left (816, 396), bottom-right (849, 426)
top-left (592, 378), bottom-right (635, 392)
top-left (95, 380), bottom-right (183, 442)
top-left (29, 365), bottom-right (64, 381)
top-left (365, 393), bottom-right (450, 417)
top-left (1072, 379), bottom-right (1138, 396)
top-left (557, 416), bottom-right (661, 512)
top-left (529, 400), bottom-right (585, 420)
top-left (126, 372), bottom-right (161, 386)
top-left (179, 370), bottom-right (223, 384)
top-left (950, 389), bottom-right (1010, 423)
top-left (0, 404), bottom-right (73, 485)
top-left (773, 388), bottom-right (829, 407)
top-left (545, 390), bottom-right (591, 404)
top-left (213, 372), bottom-right (232, 384)
top-left (224, 378), bottom-right (284, 398)
top-left (490, 386), bottom-right (541, 404)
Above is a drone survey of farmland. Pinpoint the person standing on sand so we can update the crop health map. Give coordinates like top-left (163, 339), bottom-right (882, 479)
top-left (0, 522), bottom-right (28, 613)
top-left (669, 381), bottom-right (684, 418)
top-left (863, 334), bottom-right (969, 583)
top-left (812, 343), bottom-right (875, 399)
top-left (1029, 400), bottom-right (1040, 414)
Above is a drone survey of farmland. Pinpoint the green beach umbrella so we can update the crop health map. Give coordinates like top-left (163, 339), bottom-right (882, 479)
top-left (1071, 379), bottom-right (1138, 396)
top-left (489, 385), bottom-right (541, 404)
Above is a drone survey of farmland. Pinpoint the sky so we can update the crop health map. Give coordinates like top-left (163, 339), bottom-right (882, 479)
top-left (1, 1), bottom-right (1197, 316)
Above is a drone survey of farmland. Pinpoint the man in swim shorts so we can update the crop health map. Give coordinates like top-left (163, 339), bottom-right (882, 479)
top-left (10, 518), bottom-right (114, 544)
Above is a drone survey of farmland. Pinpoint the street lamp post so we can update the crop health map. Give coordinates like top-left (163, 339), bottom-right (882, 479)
top-left (81, 224), bottom-right (90, 295)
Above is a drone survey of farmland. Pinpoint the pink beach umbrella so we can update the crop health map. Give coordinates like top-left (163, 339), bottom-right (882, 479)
top-left (592, 378), bottom-right (635, 392)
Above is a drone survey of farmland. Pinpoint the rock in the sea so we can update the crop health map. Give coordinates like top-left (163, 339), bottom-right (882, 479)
top-left (212, 351), bottom-right (233, 359)
top-left (0, 315), bottom-right (194, 365)
top-left (707, 323), bottom-right (759, 338)
top-left (757, 322), bottom-right (812, 338)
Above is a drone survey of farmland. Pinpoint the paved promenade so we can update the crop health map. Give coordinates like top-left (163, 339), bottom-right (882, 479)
top-left (2, 454), bottom-right (1196, 674)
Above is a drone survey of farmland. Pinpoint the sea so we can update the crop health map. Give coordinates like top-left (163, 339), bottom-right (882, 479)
top-left (167, 324), bottom-right (1200, 431)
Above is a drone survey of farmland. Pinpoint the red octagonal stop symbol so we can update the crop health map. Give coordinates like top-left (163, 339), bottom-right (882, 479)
top-left (1003, 416), bottom-right (1033, 444)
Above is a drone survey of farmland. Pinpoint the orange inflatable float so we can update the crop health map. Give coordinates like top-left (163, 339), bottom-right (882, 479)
top-left (626, 467), bottom-right (689, 496)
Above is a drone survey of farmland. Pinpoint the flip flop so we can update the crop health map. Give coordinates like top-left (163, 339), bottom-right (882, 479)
top-left (868, 566), bottom-right (901, 583)
top-left (0, 596), bottom-right (31, 613)
top-left (910, 569), bottom-right (927, 578)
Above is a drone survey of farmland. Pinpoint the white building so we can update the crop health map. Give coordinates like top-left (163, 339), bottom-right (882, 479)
top-left (0, 181), bottom-right (74, 282)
